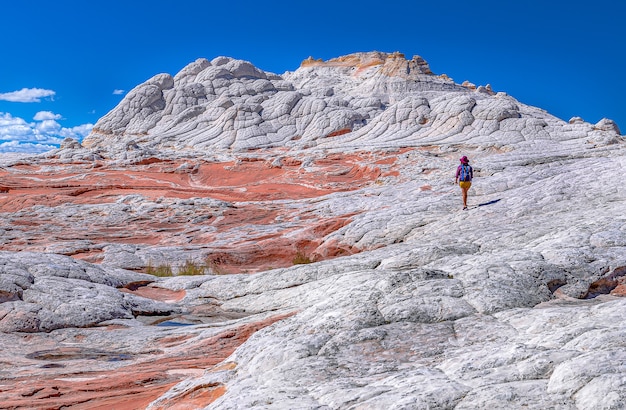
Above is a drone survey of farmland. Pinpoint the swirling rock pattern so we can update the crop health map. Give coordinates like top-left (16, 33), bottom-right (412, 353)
top-left (0, 52), bottom-right (624, 409)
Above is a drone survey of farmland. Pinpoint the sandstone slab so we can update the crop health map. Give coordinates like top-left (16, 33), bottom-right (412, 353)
top-left (1, 51), bottom-right (624, 409)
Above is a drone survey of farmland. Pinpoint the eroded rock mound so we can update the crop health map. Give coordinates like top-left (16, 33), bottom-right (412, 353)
top-left (0, 252), bottom-right (169, 332)
top-left (1, 51), bottom-right (625, 409)
top-left (82, 51), bottom-right (622, 160)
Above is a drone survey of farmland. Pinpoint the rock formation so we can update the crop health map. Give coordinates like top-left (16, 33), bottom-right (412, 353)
top-left (0, 51), bottom-right (624, 409)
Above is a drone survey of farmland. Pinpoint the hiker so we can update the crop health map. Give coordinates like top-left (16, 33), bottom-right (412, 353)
top-left (455, 156), bottom-right (473, 210)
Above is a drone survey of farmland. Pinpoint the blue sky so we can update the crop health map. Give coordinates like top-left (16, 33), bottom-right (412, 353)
top-left (1, 0), bottom-right (624, 153)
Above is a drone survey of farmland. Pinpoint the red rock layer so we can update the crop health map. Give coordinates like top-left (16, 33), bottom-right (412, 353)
top-left (119, 286), bottom-right (186, 302)
top-left (0, 313), bottom-right (293, 409)
top-left (0, 152), bottom-right (387, 208)
top-left (0, 149), bottom-right (408, 271)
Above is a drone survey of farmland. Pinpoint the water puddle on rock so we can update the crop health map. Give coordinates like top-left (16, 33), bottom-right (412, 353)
top-left (156, 320), bottom-right (195, 327)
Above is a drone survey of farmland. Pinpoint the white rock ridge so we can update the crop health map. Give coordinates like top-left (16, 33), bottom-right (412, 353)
top-left (82, 51), bottom-right (622, 158)
top-left (2, 51), bottom-right (625, 409)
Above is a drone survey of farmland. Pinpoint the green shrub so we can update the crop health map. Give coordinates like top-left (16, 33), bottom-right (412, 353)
top-left (292, 251), bottom-right (313, 265)
top-left (177, 259), bottom-right (206, 276)
top-left (145, 262), bottom-right (174, 277)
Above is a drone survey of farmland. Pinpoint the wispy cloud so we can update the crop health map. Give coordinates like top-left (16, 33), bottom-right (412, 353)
top-left (0, 88), bottom-right (56, 103)
top-left (0, 111), bottom-right (93, 154)
top-left (0, 140), bottom-right (58, 154)
top-left (113, 89), bottom-right (125, 95)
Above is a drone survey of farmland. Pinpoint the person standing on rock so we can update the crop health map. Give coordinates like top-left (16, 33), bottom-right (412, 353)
top-left (455, 156), bottom-right (473, 210)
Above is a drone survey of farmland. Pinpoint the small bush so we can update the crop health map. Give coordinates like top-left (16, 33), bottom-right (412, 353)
top-left (292, 251), bottom-right (313, 265)
top-left (145, 262), bottom-right (174, 277)
top-left (178, 259), bottom-right (206, 276)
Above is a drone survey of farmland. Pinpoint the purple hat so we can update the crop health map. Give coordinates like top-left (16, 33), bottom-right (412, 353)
top-left (460, 156), bottom-right (469, 164)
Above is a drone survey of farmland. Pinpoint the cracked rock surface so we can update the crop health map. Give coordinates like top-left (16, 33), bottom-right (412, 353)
top-left (0, 51), bottom-right (624, 409)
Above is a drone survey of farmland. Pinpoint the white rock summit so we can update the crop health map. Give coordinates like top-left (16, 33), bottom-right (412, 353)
top-left (82, 51), bottom-right (622, 158)
top-left (1, 51), bottom-right (625, 409)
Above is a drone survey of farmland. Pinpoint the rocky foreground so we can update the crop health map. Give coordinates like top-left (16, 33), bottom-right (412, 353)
top-left (0, 52), bottom-right (625, 409)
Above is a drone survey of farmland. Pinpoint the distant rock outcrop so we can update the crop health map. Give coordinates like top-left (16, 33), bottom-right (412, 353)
top-left (1, 52), bottom-right (625, 409)
top-left (82, 51), bottom-right (622, 160)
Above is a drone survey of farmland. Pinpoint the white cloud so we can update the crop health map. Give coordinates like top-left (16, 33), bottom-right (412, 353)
top-left (113, 89), bottom-right (125, 95)
top-left (0, 111), bottom-right (93, 154)
top-left (0, 113), bottom-right (32, 139)
top-left (59, 123), bottom-right (93, 140)
top-left (33, 111), bottom-right (62, 121)
top-left (0, 88), bottom-right (56, 103)
top-left (0, 140), bottom-right (58, 154)
top-left (35, 119), bottom-right (62, 136)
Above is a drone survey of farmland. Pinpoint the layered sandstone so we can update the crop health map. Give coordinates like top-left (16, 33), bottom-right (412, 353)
top-left (0, 52), bottom-right (625, 409)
